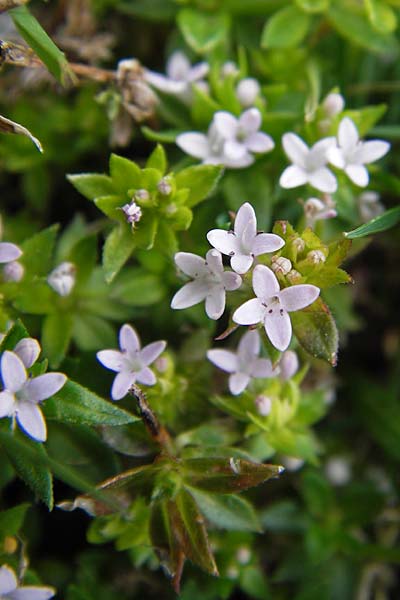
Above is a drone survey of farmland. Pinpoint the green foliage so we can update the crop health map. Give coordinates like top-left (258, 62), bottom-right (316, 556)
top-left (261, 6), bottom-right (311, 49)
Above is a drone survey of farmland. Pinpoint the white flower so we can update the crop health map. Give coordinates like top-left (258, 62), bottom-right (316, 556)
top-left (304, 196), bottom-right (337, 227)
top-left (0, 351), bottom-right (66, 442)
top-left (232, 265), bottom-right (320, 351)
top-left (171, 249), bottom-right (242, 320)
top-left (327, 117), bottom-right (390, 187)
top-left (279, 350), bottom-right (299, 380)
top-left (144, 51), bottom-right (209, 101)
top-left (207, 329), bottom-right (275, 395)
top-left (176, 108), bottom-right (274, 169)
top-left (47, 262), bottom-right (76, 297)
top-left (280, 133), bottom-right (337, 193)
top-left (236, 78), bottom-right (260, 107)
top-left (207, 202), bottom-right (284, 274)
top-left (0, 242), bottom-right (22, 264)
top-left (121, 200), bottom-right (142, 225)
top-left (0, 564), bottom-right (55, 600)
top-left (97, 324), bottom-right (166, 401)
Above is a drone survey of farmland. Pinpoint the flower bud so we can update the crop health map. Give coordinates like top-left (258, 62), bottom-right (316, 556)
top-left (255, 395), bottom-right (272, 416)
top-left (157, 177), bottom-right (172, 196)
top-left (325, 457), bottom-right (351, 486)
top-left (271, 255), bottom-right (292, 276)
top-left (236, 546), bottom-right (251, 565)
top-left (236, 78), bottom-right (260, 107)
top-left (307, 250), bottom-right (326, 264)
top-left (3, 260), bottom-right (24, 282)
top-left (358, 191), bottom-right (384, 223)
top-left (286, 269), bottom-right (302, 284)
top-left (47, 262), bottom-right (76, 297)
top-left (134, 188), bottom-right (150, 203)
top-left (221, 61), bottom-right (239, 77)
top-left (291, 237), bottom-right (305, 254)
top-left (226, 566), bottom-right (239, 580)
top-left (279, 350), bottom-right (299, 380)
top-left (304, 197), bottom-right (325, 219)
top-left (282, 456), bottom-right (304, 472)
top-left (322, 92), bottom-right (345, 117)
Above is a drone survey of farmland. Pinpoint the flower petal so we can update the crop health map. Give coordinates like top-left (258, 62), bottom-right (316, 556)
top-left (233, 298), bottom-right (264, 325)
top-left (224, 139), bottom-right (247, 161)
top-left (229, 372), bottom-right (250, 395)
top-left (205, 249), bottom-right (223, 274)
top-left (252, 265), bottom-right (280, 299)
top-left (309, 137), bottom-right (336, 168)
top-left (0, 564), bottom-right (18, 594)
top-left (136, 367), bottom-right (156, 386)
top-left (14, 338), bottom-right (41, 368)
top-left (7, 586), bottom-right (55, 600)
top-left (279, 284), bottom-right (320, 312)
top-left (0, 242), bottom-right (22, 264)
top-left (187, 61), bottom-right (209, 82)
top-left (171, 280), bottom-right (209, 310)
top-left (144, 70), bottom-right (187, 94)
top-left (251, 233), bottom-right (284, 256)
top-left (326, 146), bottom-right (345, 169)
top-left (222, 271), bottom-right (242, 291)
top-left (345, 164), bottom-right (369, 187)
top-left (205, 288), bottom-right (225, 320)
top-left (279, 165), bottom-right (308, 189)
top-left (207, 349), bottom-right (238, 373)
top-left (250, 358), bottom-right (274, 378)
top-left (279, 350), bottom-right (299, 380)
top-left (140, 341), bottom-right (166, 366)
top-left (213, 111), bottom-right (238, 139)
top-left (230, 254), bottom-right (253, 274)
top-left (24, 373), bottom-right (67, 403)
top-left (264, 311), bottom-right (292, 352)
top-left (0, 390), bottom-right (15, 417)
top-left (96, 350), bottom-right (125, 372)
top-left (338, 117), bottom-right (359, 151)
top-left (176, 133), bottom-right (210, 159)
top-left (175, 252), bottom-right (207, 278)
top-left (225, 152), bottom-right (254, 169)
top-left (282, 133), bottom-right (308, 168)
top-left (1, 351), bottom-right (27, 392)
top-left (206, 230), bottom-right (240, 256)
top-left (245, 132), bottom-right (274, 153)
top-left (234, 202), bottom-right (256, 240)
top-left (239, 108), bottom-right (261, 135)
top-left (309, 167), bottom-right (337, 193)
top-left (167, 51), bottom-right (190, 80)
top-left (111, 371), bottom-right (136, 401)
top-left (357, 140), bottom-right (390, 164)
top-left (16, 402), bottom-right (47, 442)
top-left (120, 324), bottom-right (140, 354)
top-left (238, 329), bottom-right (260, 360)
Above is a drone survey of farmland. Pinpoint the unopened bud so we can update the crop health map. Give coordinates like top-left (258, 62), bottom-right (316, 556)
top-left (255, 395), bottom-right (272, 416)
top-left (221, 61), bottom-right (239, 77)
top-left (304, 197), bottom-right (325, 219)
top-left (122, 200), bottom-right (142, 225)
top-left (325, 457), bottom-right (351, 486)
top-left (307, 250), bottom-right (326, 264)
top-left (157, 177), bottom-right (172, 196)
top-left (155, 356), bottom-right (168, 373)
top-left (3, 260), bottom-right (24, 282)
top-left (134, 188), bottom-right (150, 203)
top-left (271, 255), bottom-right (292, 276)
top-left (292, 237), bottom-right (305, 254)
top-left (226, 566), bottom-right (239, 580)
top-left (322, 92), bottom-right (345, 117)
top-left (47, 262), bottom-right (76, 297)
top-left (358, 191), bottom-right (384, 223)
top-left (287, 269), bottom-right (302, 284)
top-left (236, 78), bottom-right (260, 107)
top-left (236, 546), bottom-right (251, 565)
top-left (282, 456), bottom-right (304, 472)
top-left (279, 350), bottom-right (299, 380)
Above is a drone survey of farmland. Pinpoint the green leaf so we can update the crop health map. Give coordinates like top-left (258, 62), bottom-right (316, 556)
top-left (344, 205), bottom-right (400, 238)
top-left (0, 430), bottom-right (53, 509)
top-left (67, 173), bottom-right (114, 201)
top-left (365, 0), bottom-right (397, 34)
top-left (0, 319), bottom-right (30, 353)
top-left (94, 195), bottom-right (125, 222)
top-left (186, 486), bottom-right (261, 532)
top-left (0, 503), bottom-right (30, 541)
top-left (294, 0), bottom-right (329, 13)
top-left (10, 5), bottom-right (70, 83)
top-left (45, 380), bottom-right (138, 427)
top-left (328, 2), bottom-right (398, 53)
top-left (42, 312), bottom-right (74, 368)
top-left (175, 165), bottom-right (223, 208)
top-left (141, 126), bottom-right (184, 144)
top-left (178, 8), bottom-right (231, 54)
top-left (111, 269), bottom-right (166, 306)
top-left (146, 144), bottom-right (167, 174)
top-left (182, 457), bottom-right (283, 493)
top-left (102, 225), bottom-right (136, 283)
top-left (109, 154), bottom-right (141, 193)
top-left (291, 298), bottom-right (339, 365)
top-left (20, 224), bottom-right (58, 277)
top-left (261, 6), bottom-right (311, 49)
top-left (72, 315), bottom-right (116, 350)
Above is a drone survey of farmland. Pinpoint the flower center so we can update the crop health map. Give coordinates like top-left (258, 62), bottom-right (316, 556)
top-left (262, 295), bottom-right (284, 316)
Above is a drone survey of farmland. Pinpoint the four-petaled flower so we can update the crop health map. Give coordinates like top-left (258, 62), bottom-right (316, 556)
top-left (176, 108), bottom-right (274, 169)
top-left (97, 324), bottom-right (166, 401)
top-left (144, 51), bottom-right (209, 101)
top-left (0, 350), bottom-right (66, 442)
top-left (207, 329), bottom-right (275, 395)
top-left (0, 242), bottom-right (22, 264)
top-left (171, 250), bottom-right (242, 320)
top-left (0, 564), bottom-right (55, 600)
top-left (233, 265), bottom-right (320, 351)
top-left (280, 133), bottom-right (337, 193)
top-left (327, 117), bottom-right (390, 187)
top-left (207, 202), bottom-right (284, 274)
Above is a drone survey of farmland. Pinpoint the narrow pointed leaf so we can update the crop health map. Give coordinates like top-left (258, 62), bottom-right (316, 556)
top-left (344, 205), bottom-right (400, 239)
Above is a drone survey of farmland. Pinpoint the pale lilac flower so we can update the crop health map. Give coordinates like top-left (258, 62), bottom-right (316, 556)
top-left (236, 78), bottom-right (260, 107)
top-left (3, 261), bottom-right (24, 282)
top-left (304, 196), bottom-right (337, 227)
top-left (144, 51), bottom-right (209, 101)
top-left (207, 202), bottom-right (284, 274)
top-left (171, 250), bottom-right (242, 320)
top-left (121, 200), bottom-right (142, 226)
top-left (280, 133), bottom-right (337, 193)
top-left (327, 117), bottom-right (390, 187)
top-left (0, 564), bottom-right (55, 600)
top-left (207, 329), bottom-right (275, 395)
top-left (233, 265), bottom-right (320, 351)
top-left (97, 324), bottom-right (166, 401)
top-left (279, 350), bottom-right (299, 380)
top-left (0, 242), bottom-right (22, 264)
top-left (47, 262), bottom-right (76, 297)
top-left (0, 351), bottom-right (66, 442)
